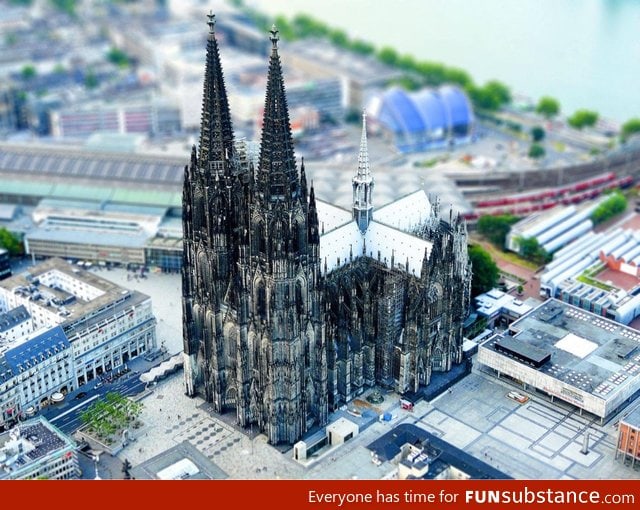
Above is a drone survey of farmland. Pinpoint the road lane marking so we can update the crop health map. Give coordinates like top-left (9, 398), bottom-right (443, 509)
top-left (50, 395), bottom-right (100, 422)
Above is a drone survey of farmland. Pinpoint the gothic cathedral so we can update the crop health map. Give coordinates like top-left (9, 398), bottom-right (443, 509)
top-left (182, 15), bottom-right (471, 445)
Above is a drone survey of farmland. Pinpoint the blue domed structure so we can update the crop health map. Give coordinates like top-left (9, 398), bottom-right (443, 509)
top-left (368, 85), bottom-right (474, 153)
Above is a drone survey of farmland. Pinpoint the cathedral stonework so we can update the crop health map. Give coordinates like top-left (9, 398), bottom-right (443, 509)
top-left (182, 15), bottom-right (472, 445)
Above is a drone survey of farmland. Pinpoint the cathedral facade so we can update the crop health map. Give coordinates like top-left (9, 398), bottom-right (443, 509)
top-left (182, 15), bottom-right (471, 445)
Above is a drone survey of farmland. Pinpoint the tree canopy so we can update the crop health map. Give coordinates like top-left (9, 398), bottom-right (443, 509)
top-left (517, 237), bottom-right (551, 265)
top-left (0, 227), bottom-right (23, 256)
top-left (591, 191), bottom-right (627, 225)
top-left (567, 109), bottom-right (599, 130)
top-left (536, 96), bottom-right (560, 118)
top-left (621, 118), bottom-right (640, 141)
top-left (477, 214), bottom-right (520, 248)
top-left (467, 80), bottom-right (512, 111)
top-left (80, 392), bottom-right (142, 440)
top-left (528, 143), bottom-right (546, 159)
top-left (21, 65), bottom-right (36, 81)
top-left (531, 125), bottom-right (545, 142)
top-left (49, 0), bottom-right (77, 16)
top-left (469, 245), bottom-right (499, 297)
top-left (106, 47), bottom-right (131, 68)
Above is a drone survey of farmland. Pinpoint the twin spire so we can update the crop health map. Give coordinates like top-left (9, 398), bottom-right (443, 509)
top-left (198, 11), bottom-right (234, 174)
top-left (257, 23), bottom-right (299, 202)
top-left (198, 14), bottom-right (373, 223)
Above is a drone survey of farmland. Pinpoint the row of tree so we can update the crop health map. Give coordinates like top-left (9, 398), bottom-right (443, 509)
top-left (0, 227), bottom-right (23, 256)
top-left (80, 392), bottom-right (142, 441)
top-left (591, 191), bottom-right (627, 225)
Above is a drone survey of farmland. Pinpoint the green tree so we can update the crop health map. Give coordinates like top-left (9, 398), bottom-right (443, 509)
top-left (106, 47), bottom-right (130, 68)
top-left (591, 191), bottom-right (627, 225)
top-left (536, 96), bottom-right (560, 119)
top-left (469, 245), bottom-right (499, 297)
top-left (528, 143), bottom-right (545, 159)
top-left (443, 67), bottom-right (472, 88)
top-left (329, 29), bottom-right (348, 48)
top-left (291, 14), bottom-right (329, 38)
top-left (21, 65), bottom-right (36, 81)
top-left (5, 32), bottom-right (18, 46)
top-left (388, 75), bottom-right (421, 91)
top-left (84, 69), bottom-right (98, 89)
top-left (397, 54), bottom-right (417, 71)
top-left (49, 0), bottom-right (77, 16)
top-left (621, 118), bottom-right (640, 141)
top-left (467, 85), bottom-right (500, 110)
top-left (517, 237), bottom-right (551, 265)
top-left (477, 214), bottom-right (519, 247)
top-left (0, 227), bottom-right (23, 255)
top-left (467, 80), bottom-right (511, 111)
top-left (274, 15), bottom-right (294, 41)
top-left (416, 61), bottom-right (446, 85)
top-left (567, 109), bottom-right (598, 130)
top-left (484, 80), bottom-right (511, 105)
top-left (377, 46), bottom-right (399, 66)
top-left (349, 39), bottom-right (375, 56)
top-left (531, 125), bottom-right (545, 142)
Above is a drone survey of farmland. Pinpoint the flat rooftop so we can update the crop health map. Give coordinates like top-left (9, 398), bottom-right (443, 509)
top-left (621, 404), bottom-right (640, 429)
top-left (130, 440), bottom-right (228, 480)
top-left (0, 258), bottom-right (151, 332)
top-left (367, 423), bottom-right (510, 480)
top-left (0, 417), bottom-right (75, 479)
top-left (483, 299), bottom-right (640, 402)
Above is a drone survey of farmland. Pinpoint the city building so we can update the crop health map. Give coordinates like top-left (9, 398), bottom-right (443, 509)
top-left (0, 249), bottom-right (11, 280)
top-left (556, 279), bottom-right (640, 326)
top-left (0, 258), bottom-right (157, 396)
top-left (367, 85), bottom-right (475, 153)
top-left (615, 404), bottom-right (640, 468)
top-left (0, 142), bottom-right (184, 209)
top-left (0, 83), bottom-right (28, 133)
top-left (474, 289), bottom-right (534, 328)
top-left (477, 299), bottom-right (640, 422)
top-left (0, 326), bottom-right (74, 429)
top-left (507, 202), bottom-right (598, 256)
top-left (538, 224), bottom-right (640, 324)
top-left (284, 39), bottom-right (402, 111)
top-left (0, 416), bottom-right (79, 480)
top-left (367, 423), bottom-right (509, 480)
top-left (50, 99), bottom-right (181, 138)
top-left (182, 17), bottom-right (470, 444)
top-left (0, 305), bottom-right (32, 342)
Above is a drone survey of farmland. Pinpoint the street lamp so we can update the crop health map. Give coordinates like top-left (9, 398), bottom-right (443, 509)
top-left (93, 453), bottom-right (101, 480)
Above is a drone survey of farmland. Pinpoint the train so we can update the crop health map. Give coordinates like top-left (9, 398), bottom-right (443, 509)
top-left (464, 173), bottom-right (634, 221)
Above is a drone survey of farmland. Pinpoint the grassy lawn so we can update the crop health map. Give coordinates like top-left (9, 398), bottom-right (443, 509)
top-left (477, 240), bottom-right (540, 271)
top-left (576, 264), bottom-right (615, 291)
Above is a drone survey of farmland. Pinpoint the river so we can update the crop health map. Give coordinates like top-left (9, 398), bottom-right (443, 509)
top-left (248, 0), bottom-right (640, 123)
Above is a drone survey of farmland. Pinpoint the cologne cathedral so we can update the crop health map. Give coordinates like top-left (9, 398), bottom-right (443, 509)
top-left (182, 14), bottom-right (471, 445)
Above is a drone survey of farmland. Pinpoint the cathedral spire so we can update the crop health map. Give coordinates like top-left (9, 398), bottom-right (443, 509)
top-left (198, 11), bottom-right (234, 174)
top-left (352, 110), bottom-right (374, 233)
top-left (300, 156), bottom-right (308, 201)
top-left (308, 181), bottom-right (319, 245)
top-left (257, 24), bottom-right (299, 203)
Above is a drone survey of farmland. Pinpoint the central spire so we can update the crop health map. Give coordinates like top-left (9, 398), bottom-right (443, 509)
top-left (352, 110), bottom-right (374, 233)
top-left (257, 24), bottom-right (299, 203)
top-left (198, 11), bottom-right (234, 175)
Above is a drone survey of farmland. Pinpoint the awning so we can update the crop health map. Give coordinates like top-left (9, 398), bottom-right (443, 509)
top-left (51, 392), bottom-right (65, 403)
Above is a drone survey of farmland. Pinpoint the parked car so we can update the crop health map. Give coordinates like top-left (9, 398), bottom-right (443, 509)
top-left (507, 391), bottom-right (529, 404)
